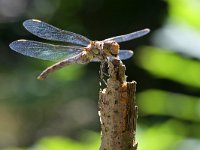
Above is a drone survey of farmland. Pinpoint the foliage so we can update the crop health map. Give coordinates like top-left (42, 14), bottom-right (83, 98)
top-left (0, 0), bottom-right (200, 149)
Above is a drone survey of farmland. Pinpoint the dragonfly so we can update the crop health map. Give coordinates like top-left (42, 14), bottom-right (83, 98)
top-left (9, 19), bottom-right (150, 80)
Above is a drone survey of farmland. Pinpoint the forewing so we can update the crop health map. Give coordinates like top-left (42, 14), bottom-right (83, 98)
top-left (23, 19), bottom-right (91, 46)
top-left (104, 28), bottom-right (150, 43)
top-left (9, 40), bottom-right (83, 61)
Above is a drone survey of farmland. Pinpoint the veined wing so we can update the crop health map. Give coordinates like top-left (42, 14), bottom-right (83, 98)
top-left (23, 19), bottom-right (91, 46)
top-left (104, 28), bottom-right (150, 43)
top-left (9, 40), bottom-right (83, 61)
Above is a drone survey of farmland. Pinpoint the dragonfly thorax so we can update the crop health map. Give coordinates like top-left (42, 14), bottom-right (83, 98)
top-left (103, 40), bottom-right (119, 56)
top-left (88, 40), bottom-right (120, 60)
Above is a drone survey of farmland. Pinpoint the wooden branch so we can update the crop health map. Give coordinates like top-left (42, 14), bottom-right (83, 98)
top-left (99, 59), bottom-right (138, 150)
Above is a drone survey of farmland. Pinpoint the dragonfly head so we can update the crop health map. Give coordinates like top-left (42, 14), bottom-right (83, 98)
top-left (103, 40), bottom-right (119, 57)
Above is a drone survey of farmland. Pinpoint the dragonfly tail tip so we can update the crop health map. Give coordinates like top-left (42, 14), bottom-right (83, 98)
top-left (37, 76), bottom-right (45, 80)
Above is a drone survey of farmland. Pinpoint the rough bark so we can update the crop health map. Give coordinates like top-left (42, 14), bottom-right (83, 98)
top-left (99, 59), bottom-right (138, 150)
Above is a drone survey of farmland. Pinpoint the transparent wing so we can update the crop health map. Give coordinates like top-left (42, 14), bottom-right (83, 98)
top-left (104, 28), bottom-right (150, 43)
top-left (91, 50), bottom-right (133, 62)
top-left (118, 50), bottom-right (134, 60)
top-left (9, 40), bottom-right (83, 61)
top-left (23, 19), bottom-right (91, 46)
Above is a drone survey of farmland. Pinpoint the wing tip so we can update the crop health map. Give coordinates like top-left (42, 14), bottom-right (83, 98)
top-left (9, 41), bottom-right (15, 50)
top-left (32, 19), bottom-right (42, 22)
top-left (128, 50), bottom-right (134, 58)
top-left (130, 50), bottom-right (134, 54)
top-left (9, 39), bottom-right (27, 50)
top-left (23, 20), bottom-right (30, 29)
top-left (9, 40), bottom-right (19, 50)
top-left (132, 28), bottom-right (150, 39)
top-left (119, 50), bottom-right (134, 60)
top-left (143, 28), bottom-right (150, 34)
top-left (23, 19), bottom-right (41, 28)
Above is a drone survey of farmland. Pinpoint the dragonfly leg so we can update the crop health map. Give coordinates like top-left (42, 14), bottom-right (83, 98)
top-left (99, 61), bottom-right (109, 88)
top-left (37, 54), bottom-right (83, 80)
top-left (102, 78), bottom-right (107, 86)
top-left (103, 72), bottom-right (109, 77)
top-left (99, 61), bottom-right (105, 80)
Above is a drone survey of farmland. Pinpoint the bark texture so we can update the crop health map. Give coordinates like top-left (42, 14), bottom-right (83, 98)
top-left (99, 59), bottom-right (138, 150)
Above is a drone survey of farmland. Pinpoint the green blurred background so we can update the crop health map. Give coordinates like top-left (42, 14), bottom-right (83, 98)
top-left (1, 0), bottom-right (200, 149)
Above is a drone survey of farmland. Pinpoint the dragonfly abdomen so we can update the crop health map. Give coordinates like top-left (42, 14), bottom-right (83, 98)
top-left (37, 53), bottom-right (85, 80)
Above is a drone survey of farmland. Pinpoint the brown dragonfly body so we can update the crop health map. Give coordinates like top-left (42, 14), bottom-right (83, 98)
top-left (9, 19), bottom-right (150, 80)
top-left (38, 40), bottom-right (119, 80)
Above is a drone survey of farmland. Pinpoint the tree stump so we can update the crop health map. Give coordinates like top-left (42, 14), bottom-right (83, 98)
top-left (99, 59), bottom-right (138, 150)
